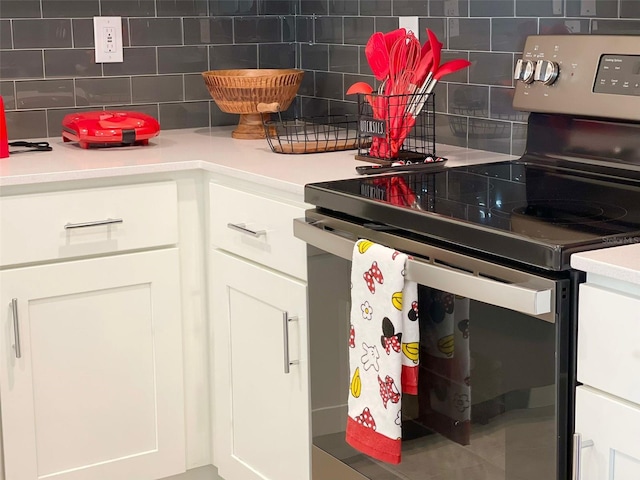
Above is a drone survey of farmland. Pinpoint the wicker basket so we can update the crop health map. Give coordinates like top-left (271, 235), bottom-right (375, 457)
top-left (202, 69), bottom-right (304, 139)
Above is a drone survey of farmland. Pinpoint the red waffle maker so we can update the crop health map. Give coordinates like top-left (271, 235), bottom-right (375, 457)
top-left (62, 111), bottom-right (160, 149)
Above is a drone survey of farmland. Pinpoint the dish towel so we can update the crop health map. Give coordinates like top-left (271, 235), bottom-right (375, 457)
top-left (345, 239), bottom-right (419, 464)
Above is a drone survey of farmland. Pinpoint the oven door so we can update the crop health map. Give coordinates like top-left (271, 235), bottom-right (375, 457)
top-left (294, 211), bottom-right (573, 480)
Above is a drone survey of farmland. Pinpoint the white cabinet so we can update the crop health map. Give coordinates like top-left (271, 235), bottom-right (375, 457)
top-left (210, 250), bottom-right (309, 480)
top-left (573, 254), bottom-right (640, 480)
top-left (209, 180), bottom-right (311, 480)
top-left (208, 183), bottom-right (307, 281)
top-left (0, 181), bottom-right (178, 266)
top-left (577, 283), bottom-right (640, 404)
top-left (0, 250), bottom-right (185, 480)
top-left (575, 386), bottom-right (640, 480)
top-left (0, 180), bottom-right (188, 480)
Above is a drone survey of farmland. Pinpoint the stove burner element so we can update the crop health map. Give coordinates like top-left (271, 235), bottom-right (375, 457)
top-left (491, 200), bottom-right (631, 243)
top-left (510, 200), bottom-right (627, 225)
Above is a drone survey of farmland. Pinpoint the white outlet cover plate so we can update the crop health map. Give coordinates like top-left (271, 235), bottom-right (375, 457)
top-left (398, 17), bottom-right (420, 37)
top-left (94, 16), bottom-right (123, 63)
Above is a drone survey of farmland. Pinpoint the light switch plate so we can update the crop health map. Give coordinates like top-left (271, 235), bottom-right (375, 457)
top-left (94, 16), bottom-right (123, 63)
top-left (398, 17), bottom-right (420, 37)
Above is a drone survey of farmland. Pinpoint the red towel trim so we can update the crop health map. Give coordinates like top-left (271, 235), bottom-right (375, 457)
top-left (402, 364), bottom-right (419, 395)
top-left (345, 416), bottom-right (401, 464)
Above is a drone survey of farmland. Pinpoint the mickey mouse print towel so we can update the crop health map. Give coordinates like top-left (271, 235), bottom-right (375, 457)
top-left (345, 239), bottom-right (419, 464)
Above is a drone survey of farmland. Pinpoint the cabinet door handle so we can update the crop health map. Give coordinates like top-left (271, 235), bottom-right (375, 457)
top-left (64, 218), bottom-right (123, 229)
top-left (226, 223), bottom-right (266, 237)
top-left (572, 433), bottom-right (594, 480)
top-left (11, 298), bottom-right (21, 359)
top-left (282, 312), bottom-right (299, 374)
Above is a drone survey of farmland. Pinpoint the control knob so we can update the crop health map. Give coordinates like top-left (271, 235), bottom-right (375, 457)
top-left (534, 60), bottom-right (560, 85)
top-left (514, 59), bottom-right (536, 84)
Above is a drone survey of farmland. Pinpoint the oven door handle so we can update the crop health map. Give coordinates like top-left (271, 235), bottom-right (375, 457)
top-left (294, 218), bottom-right (552, 316)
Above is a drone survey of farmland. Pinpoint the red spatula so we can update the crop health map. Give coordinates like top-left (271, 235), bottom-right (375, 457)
top-left (421, 29), bottom-right (442, 90)
top-left (365, 32), bottom-right (390, 82)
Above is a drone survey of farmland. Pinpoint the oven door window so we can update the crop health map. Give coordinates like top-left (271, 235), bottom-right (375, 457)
top-left (308, 251), bottom-right (558, 480)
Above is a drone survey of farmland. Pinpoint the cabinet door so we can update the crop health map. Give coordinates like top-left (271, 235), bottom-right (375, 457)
top-left (0, 250), bottom-right (185, 480)
top-left (211, 250), bottom-right (310, 480)
top-left (575, 386), bottom-right (640, 480)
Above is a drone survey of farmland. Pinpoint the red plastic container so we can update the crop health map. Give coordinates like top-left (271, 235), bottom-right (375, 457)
top-left (62, 111), bottom-right (160, 149)
top-left (0, 96), bottom-right (9, 158)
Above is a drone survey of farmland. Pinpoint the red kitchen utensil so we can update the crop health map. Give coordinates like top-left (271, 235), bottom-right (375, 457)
top-left (414, 32), bottom-right (442, 88)
top-left (346, 82), bottom-right (373, 95)
top-left (0, 96), bottom-right (8, 158)
top-left (346, 82), bottom-right (386, 120)
top-left (420, 33), bottom-right (433, 59)
top-left (427, 29), bottom-right (442, 75)
top-left (390, 114), bottom-right (416, 158)
top-left (383, 28), bottom-right (407, 53)
top-left (389, 35), bottom-right (422, 157)
top-left (434, 58), bottom-right (472, 81)
top-left (365, 32), bottom-right (391, 81)
top-left (425, 59), bottom-right (472, 96)
top-left (389, 34), bottom-right (421, 94)
top-left (412, 50), bottom-right (433, 91)
top-left (409, 58), bottom-right (472, 119)
top-left (419, 29), bottom-right (442, 91)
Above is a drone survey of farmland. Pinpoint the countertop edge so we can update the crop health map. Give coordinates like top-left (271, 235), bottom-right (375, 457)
top-left (0, 127), bottom-right (517, 195)
top-left (571, 244), bottom-right (640, 286)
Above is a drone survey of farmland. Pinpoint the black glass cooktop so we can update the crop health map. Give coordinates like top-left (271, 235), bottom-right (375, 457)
top-left (305, 160), bottom-right (640, 271)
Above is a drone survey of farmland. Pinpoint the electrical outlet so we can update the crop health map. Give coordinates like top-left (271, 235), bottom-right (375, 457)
top-left (94, 16), bottom-right (123, 63)
top-left (104, 27), bottom-right (116, 53)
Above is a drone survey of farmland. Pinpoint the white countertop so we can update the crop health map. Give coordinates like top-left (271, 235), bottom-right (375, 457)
top-left (4, 127), bottom-right (640, 281)
top-left (0, 126), bottom-right (515, 195)
top-left (571, 243), bottom-right (640, 286)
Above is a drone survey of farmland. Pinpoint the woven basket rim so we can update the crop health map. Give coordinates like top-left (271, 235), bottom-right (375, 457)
top-left (202, 68), bottom-right (304, 79)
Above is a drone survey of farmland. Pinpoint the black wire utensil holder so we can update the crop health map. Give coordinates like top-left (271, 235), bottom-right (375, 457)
top-left (258, 102), bottom-right (367, 154)
top-left (355, 93), bottom-right (435, 166)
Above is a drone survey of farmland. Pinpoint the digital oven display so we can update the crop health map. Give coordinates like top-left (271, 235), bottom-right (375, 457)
top-left (593, 54), bottom-right (640, 97)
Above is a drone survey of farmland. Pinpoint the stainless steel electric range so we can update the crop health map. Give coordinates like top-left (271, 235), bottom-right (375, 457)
top-left (295, 35), bottom-right (640, 480)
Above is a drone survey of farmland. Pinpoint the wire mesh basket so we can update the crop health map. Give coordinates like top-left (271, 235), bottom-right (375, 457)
top-left (258, 102), bottom-right (365, 154)
top-left (356, 92), bottom-right (436, 165)
top-left (449, 103), bottom-right (512, 139)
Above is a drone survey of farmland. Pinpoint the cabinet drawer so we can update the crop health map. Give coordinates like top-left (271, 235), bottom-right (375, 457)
top-left (209, 183), bottom-right (306, 280)
top-left (577, 283), bottom-right (640, 405)
top-left (0, 181), bottom-right (178, 266)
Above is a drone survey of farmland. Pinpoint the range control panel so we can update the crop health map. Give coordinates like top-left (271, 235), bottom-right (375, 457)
top-left (513, 35), bottom-right (640, 121)
top-left (594, 55), bottom-right (640, 96)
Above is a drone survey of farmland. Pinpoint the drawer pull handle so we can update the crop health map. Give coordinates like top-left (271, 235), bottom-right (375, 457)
top-left (64, 218), bottom-right (123, 230)
top-left (11, 298), bottom-right (21, 359)
top-left (227, 222), bottom-right (266, 238)
top-left (572, 433), bottom-right (594, 480)
top-left (282, 312), bottom-right (299, 374)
